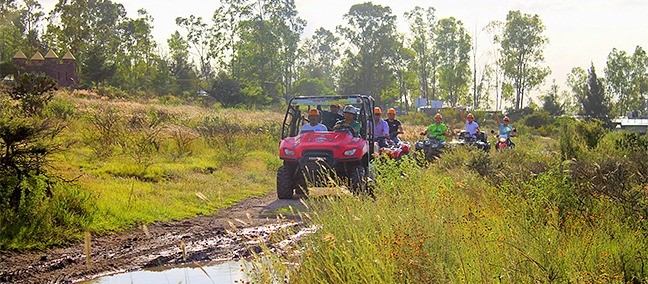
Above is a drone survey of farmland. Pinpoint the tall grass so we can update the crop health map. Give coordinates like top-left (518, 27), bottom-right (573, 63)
top-left (0, 93), bottom-right (282, 250)
top-left (252, 125), bottom-right (647, 283)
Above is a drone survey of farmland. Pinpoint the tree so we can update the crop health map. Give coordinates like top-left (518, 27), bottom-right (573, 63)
top-left (45, 0), bottom-right (128, 86)
top-left (566, 66), bottom-right (587, 114)
top-left (210, 72), bottom-right (243, 107)
top-left (404, 6), bottom-right (437, 103)
top-left (605, 46), bottom-right (648, 116)
top-left (435, 17), bottom-right (471, 107)
top-left (541, 80), bottom-right (565, 116)
top-left (337, 2), bottom-right (400, 105)
top-left (582, 64), bottom-right (610, 118)
top-left (1, 73), bottom-right (58, 210)
top-left (495, 10), bottom-right (550, 110)
top-left (300, 28), bottom-right (340, 90)
top-left (167, 31), bottom-right (198, 95)
top-left (176, 15), bottom-right (215, 83)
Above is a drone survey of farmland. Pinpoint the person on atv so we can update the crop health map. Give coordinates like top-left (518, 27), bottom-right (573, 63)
top-left (385, 108), bottom-right (404, 143)
top-left (322, 104), bottom-right (343, 130)
top-left (373, 107), bottom-right (390, 147)
top-left (333, 105), bottom-right (361, 137)
top-left (464, 112), bottom-right (484, 142)
top-left (420, 113), bottom-right (450, 144)
top-left (494, 113), bottom-right (516, 147)
top-left (299, 109), bottom-right (328, 133)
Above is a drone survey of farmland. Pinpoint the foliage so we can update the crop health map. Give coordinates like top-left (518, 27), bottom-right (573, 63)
top-left (404, 6), bottom-right (437, 102)
top-left (582, 64), bottom-right (611, 118)
top-left (209, 72), bottom-right (244, 107)
top-left (495, 10), bottom-right (550, 110)
top-left (1, 73), bottom-right (59, 210)
top-left (541, 81), bottom-right (565, 116)
top-left (435, 17), bottom-right (471, 107)
top-left (9, 73), bottom-right (57, 115)
top-left (254, 137), bottom-right (647, 282)
top-left (521, 110), bottom-right (554, 129)
top-left (337, 2), bottom-right (400, 105)
top-left (605, 46), bottom-right (648, 116)
top-left (292, 78), bottom-right (334, 97)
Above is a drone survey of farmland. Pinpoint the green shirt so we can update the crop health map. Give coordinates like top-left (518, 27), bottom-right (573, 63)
top-left (335, 119), bottom-right (362, 137)
top-left (426, 123), bottom-right (448, 141)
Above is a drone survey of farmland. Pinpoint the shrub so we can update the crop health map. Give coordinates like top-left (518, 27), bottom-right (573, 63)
top-left (575, 119), bottom-right (606, 149)
top-left (9, 73), bottom-right (57, 116)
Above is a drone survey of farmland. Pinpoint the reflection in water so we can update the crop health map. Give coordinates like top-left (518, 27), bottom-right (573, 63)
top-left (88, 260), bottom-right (248, 284)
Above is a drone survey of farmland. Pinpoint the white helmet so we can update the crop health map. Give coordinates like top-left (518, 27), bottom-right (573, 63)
top-left (342, 105), bottom-right (358, 115)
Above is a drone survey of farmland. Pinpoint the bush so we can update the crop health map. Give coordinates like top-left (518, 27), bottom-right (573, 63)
top-left (575, 119), bottom-right (606, 149)
top-left (522, 110), bottom-right (554, 129)
top-left (9, 73), bottom-right (57, 116)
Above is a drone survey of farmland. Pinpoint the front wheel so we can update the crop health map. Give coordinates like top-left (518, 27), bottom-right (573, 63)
top-left (349, 165), bottom-right (371, 196)
top-left (277, 165), bottom-right (295, 199)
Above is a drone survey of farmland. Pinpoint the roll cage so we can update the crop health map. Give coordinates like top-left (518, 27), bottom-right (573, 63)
top-left (281, 94), bottom-right (376, 155)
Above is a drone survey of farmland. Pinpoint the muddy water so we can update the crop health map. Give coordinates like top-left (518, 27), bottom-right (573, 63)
top-left (85, 223), bottom-right (320, 283)
top-left (86, 260), bottom-right (250, 283)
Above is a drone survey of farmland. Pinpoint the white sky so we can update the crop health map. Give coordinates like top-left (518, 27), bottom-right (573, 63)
top-left (39, 0), bottom-right (648, 102)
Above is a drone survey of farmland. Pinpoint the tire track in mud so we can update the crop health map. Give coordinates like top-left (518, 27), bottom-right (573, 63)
top-left (0, 193), bottom-right (308, 283)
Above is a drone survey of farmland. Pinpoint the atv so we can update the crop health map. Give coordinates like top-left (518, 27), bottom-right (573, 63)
top-left (414, 136), bottom-right (445, 164)
top-left (276, 95), bottom-right (376, 199)
top-left (374, 138), bottom-right (410, 160)
top-left (448, 130), bottom-right (490, 152)
top-left (491, 128), bottom-right (517, 150)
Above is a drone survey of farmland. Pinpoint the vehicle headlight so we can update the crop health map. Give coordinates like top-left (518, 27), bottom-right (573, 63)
top-left (284, 149), bottom-right (294, 156)
top-left (344, 149), bottom-right (357, 156)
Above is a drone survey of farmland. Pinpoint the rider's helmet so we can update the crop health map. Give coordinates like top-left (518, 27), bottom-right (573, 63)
top-left (374, 107), bottom-right (382, 115)
top-left (503, 116), bottom-right (510, 122)
top-left (308, 109), bottom-right (320, 116)
top-left (467, 113), bottom-right (474, 120)
top-left (434, 113), bottom-right (442, 120)
top-left (343, 105), bottom-right (358, 115)
top-left (387, 108), bottom-right (397, 115)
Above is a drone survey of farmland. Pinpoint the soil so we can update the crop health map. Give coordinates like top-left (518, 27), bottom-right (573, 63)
top-left (0, 193), bottom-right (307, 284)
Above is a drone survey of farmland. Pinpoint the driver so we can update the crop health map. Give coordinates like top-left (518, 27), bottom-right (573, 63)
top-left (333, 105), bottom-right (361, 137)
top-left (373, 107), bottom-right (390, 147)
top-left (420, 113), bottom-right (450, 142)
top-left (385, 108), bottom-right (404, 143)
top-left (464, 113), bottom-right (481, 140)
top-left (299, 109), bottom-right (328, 133)
top-left (494, 113), bottom-right (516, 147)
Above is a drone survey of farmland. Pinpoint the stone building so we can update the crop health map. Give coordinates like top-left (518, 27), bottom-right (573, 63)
top-left (12, 50), bottom-right (79, 87)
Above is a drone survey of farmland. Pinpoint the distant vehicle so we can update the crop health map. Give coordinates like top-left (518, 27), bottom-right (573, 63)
top-left (276, 95), bottom-right (376, 199)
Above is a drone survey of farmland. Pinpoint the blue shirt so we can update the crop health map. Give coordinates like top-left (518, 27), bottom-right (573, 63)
top-left (499, 124), bottom-right (513, 139)
top-left (373, 119), bottom-right (390, 138)
top-left (465, 121), bottom-right (480, 137)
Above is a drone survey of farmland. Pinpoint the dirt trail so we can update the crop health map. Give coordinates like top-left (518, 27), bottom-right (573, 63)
top-left (0, 193), bottom-right (306, 283)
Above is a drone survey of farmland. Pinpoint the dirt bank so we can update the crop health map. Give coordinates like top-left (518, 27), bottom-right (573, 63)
top-left (0, 193), bottom-right (306, 283)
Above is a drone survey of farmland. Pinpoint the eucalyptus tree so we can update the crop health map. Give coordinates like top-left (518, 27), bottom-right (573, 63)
top-left (495, 10), bottom-right (550, 110)
top-left (45, 0), bottom-right (128, 86)
top-left (211, 0), bottom-right (253, 76)
top-left (175, 15), bottom-right (215, 83)
top-left (337, 2), bottom-right (400, 105)
top-left (300, 28), bottom-right (340, 91)
top-left (0, 0), bottom-right (45, 61)
top-left (231, 0), bottom-right (304, 104)
top-left (0, 0), bottom-right (22, 62)
top-left (264, 0), bottom-right (305, 101)
top-left (605, 46), bottom-right (648, 115)
top-left (113, 9), bottom-right (158, 91)
top-left (434, 17), bottom-right (471, 107)
top-left (167, 31), bottom-right (198, 95)
top-left (566, 66), bottom-right (587, 113)
top-left (404, 6), bottom-right (437, 103)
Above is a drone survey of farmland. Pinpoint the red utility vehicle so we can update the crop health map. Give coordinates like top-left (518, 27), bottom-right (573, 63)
top-left (277, 95), bottom-right (375, 199)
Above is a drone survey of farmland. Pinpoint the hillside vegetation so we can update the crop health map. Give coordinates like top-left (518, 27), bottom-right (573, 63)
top-left (253, 118), bottom-right (648, 283)
top-left (0, 84), bottom-right (281, 250)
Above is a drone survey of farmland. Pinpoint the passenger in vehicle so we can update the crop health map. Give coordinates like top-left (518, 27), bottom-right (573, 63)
top-left (333, 105), bottom-right (361, 137)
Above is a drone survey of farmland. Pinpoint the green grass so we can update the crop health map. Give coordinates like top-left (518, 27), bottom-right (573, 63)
top-left (0, 94), bottom-right (282, 250)
top-left (251, 130), bottom-right (648, 283)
